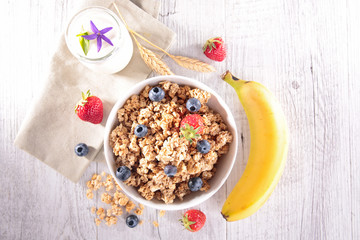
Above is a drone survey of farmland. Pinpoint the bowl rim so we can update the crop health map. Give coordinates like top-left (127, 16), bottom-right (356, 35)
top-left (104, 75), bottom-right (238, 210)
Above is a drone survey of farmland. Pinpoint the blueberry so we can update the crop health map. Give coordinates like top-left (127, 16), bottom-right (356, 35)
top-left (186, 98), bottom-right (201, 112)
top-left (188, 177), bottom-right (203, 191)
top-left (149, 87), bottom-right (165, 102)
top-left (164, 165), bottom-right (177, 177)
top-left (74, 143), bottom-right (89, 157)
top-left (134, 124), bottom-right (148, 137)
top-left (197, 140), bottom-right (211, 154)
top-left (116, 166), bottom-right (131, 181)
top-left (126, 215), bottom-right (139, 228)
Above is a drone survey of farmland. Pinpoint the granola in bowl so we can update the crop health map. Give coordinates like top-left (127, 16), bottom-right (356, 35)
top-left (109, 81), bottom-right (233, 204)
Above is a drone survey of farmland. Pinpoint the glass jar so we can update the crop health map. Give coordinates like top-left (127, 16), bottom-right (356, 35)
top-left (65, 6), bottom-right (133, 74)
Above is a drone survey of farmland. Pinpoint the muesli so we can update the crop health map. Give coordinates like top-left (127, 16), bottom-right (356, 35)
top-left (110, 81), bottom-right (232, 203)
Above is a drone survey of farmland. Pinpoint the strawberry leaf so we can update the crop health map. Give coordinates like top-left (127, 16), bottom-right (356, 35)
top-left (180, 214), bottom-right (196, 232)
top-left (203, 37), bottom-right (222, 53)
top-left (75, 89), bottom-right (92, 113)
top-left (180, 123), bottom-right (201, 142)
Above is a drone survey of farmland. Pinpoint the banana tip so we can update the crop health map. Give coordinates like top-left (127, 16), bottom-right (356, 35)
top-left (221, 70), bottom-right (240, 82)
top-left (221, 212), bottom-right (229, 221)
top-left (220, 70), bottom-right (231, 80)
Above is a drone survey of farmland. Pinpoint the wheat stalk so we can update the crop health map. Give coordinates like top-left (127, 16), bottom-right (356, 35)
top-left (112, 3), bottom-right (215, 74)
top-left (168, 54), bottom-right (215, 72)
top-left (113, 3), bottom-right (173, 75)
top-left (138, 45), bottom-right (174, 75)
top-left (131, 31), bottom-right (215, 73)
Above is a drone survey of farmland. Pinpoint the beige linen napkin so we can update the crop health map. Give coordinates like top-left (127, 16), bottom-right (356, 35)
top-left (14, 0), bottom-right (175, 182)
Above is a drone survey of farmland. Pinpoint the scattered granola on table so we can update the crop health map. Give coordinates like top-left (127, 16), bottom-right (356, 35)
top-left (91, 206), bottom-right (96, 214)
top-left (85, 173), bottom-right (143, 227)
top-left (115, 191), bottom-right (129, 206)
top-left (159, 210), bottom-right (166, 217)
top-left (111, 204), bottom-right (123, 216)
top-left (134, 207), bottom-right (144, 215)
top-left (101, 193), bottom-right (112, 204)
top-left (126, 201), bottom-right (136, 213)
top-left (86, 189), bottom-right (94, 199)
top-left (97, 207), bottom-right (106, 220)
top-left (105, 216), bottom-right (118, 226)
top-left (95, 218), bottom-right (101, 226)
top-left (153, 221), bottom-right (159, 227)
top-left (109, 81), bottom-right (233, 204)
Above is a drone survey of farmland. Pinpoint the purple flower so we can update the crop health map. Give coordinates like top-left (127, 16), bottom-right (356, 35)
top-left (81, 21), bottom-right (113, 52)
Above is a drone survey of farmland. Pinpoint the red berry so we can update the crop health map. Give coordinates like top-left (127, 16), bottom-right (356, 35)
top-left (203, 37), bottom-right (226, 62)
top-left (75, 90), bottom-right (103, 124)
top-left (180, 114), bottom-right (204, 142)
top-left (180, 114), bottom-right (204, 134)
top-left (180, 209), bottom-right (206, 232)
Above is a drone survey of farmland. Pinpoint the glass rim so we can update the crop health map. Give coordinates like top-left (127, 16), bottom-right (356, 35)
top-left (65, 6), bottom-right (122, 62)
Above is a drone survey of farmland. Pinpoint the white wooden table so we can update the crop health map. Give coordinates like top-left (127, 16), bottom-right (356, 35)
top-left (1, 0), bottom-right (360, 239)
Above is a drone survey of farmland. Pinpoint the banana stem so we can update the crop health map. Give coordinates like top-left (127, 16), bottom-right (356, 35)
top-left (221, 70), bottom-right (247, 89)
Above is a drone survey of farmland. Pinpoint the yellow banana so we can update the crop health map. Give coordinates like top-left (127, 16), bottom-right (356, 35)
top-left (221, 71), bottom-right (289, 221)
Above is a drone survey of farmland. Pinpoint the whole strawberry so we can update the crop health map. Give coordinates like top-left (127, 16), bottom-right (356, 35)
top-left (180, 114), bottom-right (204, 142)
top-left (180, 209), bottom-right (206, 232)
top-left (203, 37), bottom-right (226, 62)
top-left (75, 90), bottom-right (103, 124)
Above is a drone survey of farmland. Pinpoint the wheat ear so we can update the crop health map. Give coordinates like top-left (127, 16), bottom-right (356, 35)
top-left (138, 45), bottom-right (174, 75)
top-left (168, 55), bottom-right (215, 73)
top-left (131, 31), bottom-right (215, 73)
top-left (112, 3), bottom-right (215, 73)
top-left (113, 3), bottom-right (173, 75)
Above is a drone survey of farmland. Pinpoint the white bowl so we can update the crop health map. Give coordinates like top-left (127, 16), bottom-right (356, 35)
top-left (104, 75), bottom-right (238, 211)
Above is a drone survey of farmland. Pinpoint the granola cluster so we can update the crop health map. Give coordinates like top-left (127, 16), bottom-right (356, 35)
top-left (110, 81), bottom-right (233, 204)
top-left (86, 172), bottom-right (144, 227)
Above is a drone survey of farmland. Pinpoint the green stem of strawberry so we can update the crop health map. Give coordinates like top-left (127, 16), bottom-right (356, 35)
top-left (202, 37), bottom-right (222, 53)
top-left (180, 214), bottom-right (196, 232)
top-left (180, 123), bottom-right (200, 143)
top-left (75, 90), bottom-right (92, 113)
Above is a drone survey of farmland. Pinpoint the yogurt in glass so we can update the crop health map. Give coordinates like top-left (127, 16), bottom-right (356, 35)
top-left (65, 6), bottom-right (133, 74)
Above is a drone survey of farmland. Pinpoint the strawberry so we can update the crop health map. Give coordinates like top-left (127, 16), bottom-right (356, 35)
top-left (180, 114), bottom-right (204, 142)
top-left (203, 37), bottom-right (226, 62)
top-left (75, 90), bottom-right (103, 124)
top-left (180, 209), bottom-right (206, 232)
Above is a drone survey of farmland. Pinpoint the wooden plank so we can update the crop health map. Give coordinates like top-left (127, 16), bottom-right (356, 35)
top-left (347, 1), bottom-right (360, 239)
